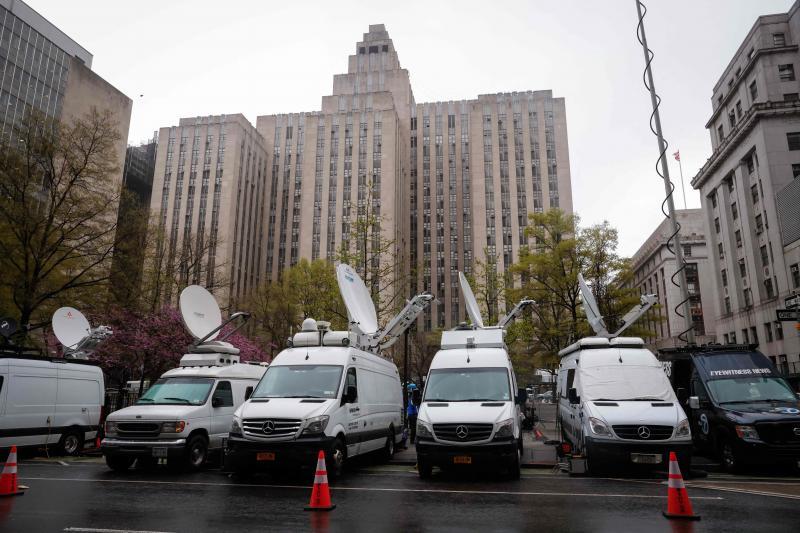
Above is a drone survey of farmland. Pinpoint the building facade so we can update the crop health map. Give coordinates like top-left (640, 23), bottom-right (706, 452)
top-left (631, 210), bottom-right (717, 349)
top-left (151, 25), bottom-right (573, 327)
top-left (692, 2), bottom-right (800, 376)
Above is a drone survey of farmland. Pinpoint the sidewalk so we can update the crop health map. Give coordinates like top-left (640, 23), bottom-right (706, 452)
top-left (390, 402), bottom-right (558, 468)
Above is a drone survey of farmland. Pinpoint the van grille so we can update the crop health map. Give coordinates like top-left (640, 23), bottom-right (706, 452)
top-left (117, 422), bottom-right (160, 437)
top-left (612, 425), bottom-right (674, 440)
top-left (433, 423), bottom-right (493, 442)
top-left (242, 418), bottom-right (302, 439)
top-left (755, 422), bottom-right (800, 444)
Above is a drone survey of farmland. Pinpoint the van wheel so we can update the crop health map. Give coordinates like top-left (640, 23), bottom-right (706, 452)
top-left (327, 437), bottom-right (346, 480)
top-left (720, 438), bottom-right (742, 473)
top-left (184, 435), bottom-right (208, 471)
top-left (418, 459), bottom-right (433, 479)
top-left (508, 448), bottom-right (522, 480)
top-left (59, 429), bottom-right (84, 456)
top-left (105, 455), bottom-right (134, 472)
top-left (382, 428), bottom-right (395, 461)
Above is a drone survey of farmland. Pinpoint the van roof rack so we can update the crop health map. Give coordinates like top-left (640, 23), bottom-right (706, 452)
top-left (658, 343), bottom-right (760, 359)
top-left (0, 350), bottom-right (102, 366)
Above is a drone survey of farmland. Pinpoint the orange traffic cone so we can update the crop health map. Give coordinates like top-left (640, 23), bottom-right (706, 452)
top-left (663, 452), bottom-right (699, 520)
top-left (304, 450), bottom-right (336, 511)
top-left (0, 446), bottom-right (24, 497)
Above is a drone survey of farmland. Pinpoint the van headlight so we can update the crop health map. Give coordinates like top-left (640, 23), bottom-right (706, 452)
top-left (302, 415), bottom-right (330, 436)
top-left (494, 418), bottom-right (514, 439)
top-left (674, 419), bottom-right (691, 439)
top-left (417, 420), bottom-right (434, 439)
top-left (588, 417), bottom-right (612, 437)
top-left (161, 421), bottom-right (186, 433)
top-left (104, 421), bottom-right (118, 435)
top-left (230, 415), bottom-right (242, 435)
top-left (735, 425), bottom-right (760, 442)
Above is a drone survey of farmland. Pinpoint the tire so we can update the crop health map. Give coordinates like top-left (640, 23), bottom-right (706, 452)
top-left (184, 434), bottom-right (209, 471)
top-left (105, 454), bottom-right (134, 472)
top-left (327, 437), bottom-right (347, 481)
top-left (382, 428), bottom-right (395, 462)
top-left (59, 428), bottom-right (84, 456)
top-left (720, 437), bottom-right (742, 474)
top-left (418, 458), bottom-right (433, 479)
top-left (508, 448), bottom-right (522, 480)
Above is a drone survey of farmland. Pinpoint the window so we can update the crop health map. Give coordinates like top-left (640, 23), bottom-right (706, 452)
top-left (791, 263), bottom-right (800, 288)
top-left (779, 64), bottom-right (796, 81)
top-left (731, 202), bottom-right (738, 220)
top-left (683, 245), bottom-right (692, 257)
top-left (765, 278), bottom-right (775, 299)
top-left (718, 242), bottom-right (724, 259)
top-left (735, 229), bottom-right (742, 248)
top-left (785, 93), bottom-right (799, 101)
top-left (714, 217), bottom-right (720, 233)
top-left (345, 367), bottom-right (358, 402)
top-left (212, 381), bottom-right (233, 407)
top-left (745, 154), bottom-right (755, 174)
top-left (774, 33), bottom-right (786, 46)
top-left (775, 321), bottom-right (784, 340)
top-left (710, 191), bottom-right (718, 208)
top-left (751, 327), bottom-right (759, 345)
top-left (793, 164), bottom-right (800, 178)
top-left (728, 110), bottom-right (736, 128)
top-left (742, 328), bottom-right (749, 343)
top-left (764, 322), bottom-right (773, 343)
top-left (717, 124), bottom-right (724, 141)
top-left (721, 269), bottom-right (728, 287)
top-left (736, 100), bottom-right (743, 118)
top-left (739, 259), bottom-right (747, 278)
top-left (750, 80), bottom-right (758, 101)
top-left (744, 288), bottom-right (752, 307)
top-left (751, 184), bottom-right (759, 204)
top-left (724, 297), bottom-right (731, 314)
top-left (756, 213), bottom-right (764, 234)
top-left (731, 331), bottom-right (737, 343)
top-left (787, 132), bottom-right (800, 150)
top-left (566, 368), bottom-right (576, 397)
top-left (723, 333), bottom-right (730, 344)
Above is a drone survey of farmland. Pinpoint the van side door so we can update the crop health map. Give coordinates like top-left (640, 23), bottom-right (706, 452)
top-left (4, 362), bottom-right (58, 447)
top-left (563, 367), bottom-right (579, 443)
top-left (342, 367), bottom-right (362, 457)
top-left (210, 380), bottom-right (235, 449)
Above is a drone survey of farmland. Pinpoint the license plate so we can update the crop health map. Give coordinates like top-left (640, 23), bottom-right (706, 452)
top-left (453, 455), bottom-right (472, 464)
top-left (152, 447), bottom-right (168, 458)
top-left (257, 452), bottom-right (276, 461)
top-left (630, 453), bottom-right (661, 464)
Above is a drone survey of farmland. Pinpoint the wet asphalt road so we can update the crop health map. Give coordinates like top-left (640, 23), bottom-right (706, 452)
top-left (2, 458), bottom-right (799, 533)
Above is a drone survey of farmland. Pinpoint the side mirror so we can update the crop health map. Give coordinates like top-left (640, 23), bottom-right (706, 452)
top-left (244, 387), bottom-right (253, 401)
top-left (688, 396), bottom-right (700, 409)
top-left (212, 396), bottom-right (223, 408)
top-left (343, 385), bottom-right (357, 404)
top-left (568, 387), bottom-right (580, 405)
top-left (516, 387), bottom-right (528, 405)
top-left (676, 387), bottom-right (688, 404)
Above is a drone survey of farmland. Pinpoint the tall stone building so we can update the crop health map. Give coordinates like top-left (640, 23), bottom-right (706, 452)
top-left (631, 210), bottom-right (717, 349)
top-left (692, 2), bottom-right (800, 376)
top-left (152, 25), bottom-right (573, 328)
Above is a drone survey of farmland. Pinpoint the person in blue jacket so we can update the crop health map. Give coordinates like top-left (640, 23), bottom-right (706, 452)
top-left (407, 383), bottom-right (420, 442)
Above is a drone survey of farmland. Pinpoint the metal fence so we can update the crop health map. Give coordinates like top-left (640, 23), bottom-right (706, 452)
top-left (104, 390), bottom-right (141, 414)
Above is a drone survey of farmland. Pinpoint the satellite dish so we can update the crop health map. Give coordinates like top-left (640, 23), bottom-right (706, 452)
top-left (180, 285), bottom-right (222, 341)
top-left (0, 317), bottom-right (18, 338)
top-left (336, 263), bottom-right (379, 335)
top-left (458, 272), bottom-right (484, 329)
top-left (578, 273), bottom-right (608, 336)
top-left (52, 307), bottom-right (91, 349)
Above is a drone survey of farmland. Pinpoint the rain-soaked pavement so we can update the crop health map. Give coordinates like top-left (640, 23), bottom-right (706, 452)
top-left (2, 454), bottom-right (799, 533)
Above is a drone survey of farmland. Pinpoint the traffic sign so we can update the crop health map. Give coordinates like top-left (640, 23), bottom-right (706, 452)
top-left (776, 309), bottom-right (800, 321)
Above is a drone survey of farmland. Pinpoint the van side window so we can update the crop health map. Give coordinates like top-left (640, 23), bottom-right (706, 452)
top-left (565, 369), bottom-right (576, 396)
top-left (345, 367), bottom-right (358, 402)
top-left (212, 381), bottom-right (234, 407)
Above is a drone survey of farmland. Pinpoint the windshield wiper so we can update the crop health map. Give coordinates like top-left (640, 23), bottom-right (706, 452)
top-left (284, 395), bottom-right (325, 398)
top-left (461, 398), bottom-right (501, 402)
top-left (137, 398), bottom-right (154, 402)
top-left (721, 398), bottom-right (791, 404)
top-left (619, 397), bottom-right (662, 401)
top-left (163, 397), bottom-right (191, 404)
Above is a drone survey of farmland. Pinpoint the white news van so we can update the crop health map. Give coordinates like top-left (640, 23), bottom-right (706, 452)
top-left (102, 285), bottom-right (267, 471)
top-left (225, 264), bottom-right (432, 479)
top-left (556, 275), bottom-right (692, 474)
top-left (0, 354), bottom-right (104, 455)
top-left (415, 272), bottom-right (532, 479)
top-left (102, 354), bottom-right (266, 471)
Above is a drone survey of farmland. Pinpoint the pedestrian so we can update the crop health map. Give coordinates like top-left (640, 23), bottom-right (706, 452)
top-left (406, 383), bottom-right (419, 442)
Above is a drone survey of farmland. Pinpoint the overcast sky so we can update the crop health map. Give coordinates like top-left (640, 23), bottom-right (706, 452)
top-left (27, 0), bottom-right (796, 257)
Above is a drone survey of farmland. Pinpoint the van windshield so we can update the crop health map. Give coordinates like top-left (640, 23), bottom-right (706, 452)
top-left (251, 365), bottom-right (343, 399)
top-left (707, 377), bottom-right (796, 404)
top-left (136, 377), bottom-right (214, 405)
top-left (580, 365), bottom-right (674, 401)
top-left (424, 368), bottom-right (511, 402)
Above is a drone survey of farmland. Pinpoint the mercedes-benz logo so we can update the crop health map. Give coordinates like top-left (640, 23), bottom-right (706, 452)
top-left (455, 425), bottom-right (469, 439)
top-left (637, 426), bottom-right (651, 439)
top-left (793, 427), bottom-right (800, 437)
top-left (262, 420), bottom-right (275, 434)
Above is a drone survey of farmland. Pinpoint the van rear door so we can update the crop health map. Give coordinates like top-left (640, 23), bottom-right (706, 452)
top-left (56, 367), bottom-right (103, 442)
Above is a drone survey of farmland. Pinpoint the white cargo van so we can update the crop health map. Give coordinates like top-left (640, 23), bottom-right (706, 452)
top-left (0, 354), bottom-right (104, 455)
top-left (102, 354), bottom-right (266, 471)
top-left (415, 272), bottom-right (532, 479)
top-left (225, 264), bottom-right (432, 479)
top-left (102, 285), bottom-right (267, 472)
top-left (555, 274), bottom-right (691, 474)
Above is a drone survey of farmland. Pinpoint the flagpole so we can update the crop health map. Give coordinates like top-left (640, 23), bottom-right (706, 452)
top-left (675, 151), bottom-right (687, 210)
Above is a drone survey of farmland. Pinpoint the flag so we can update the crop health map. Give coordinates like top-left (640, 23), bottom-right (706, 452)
top-left (673, 150), bottom-right (680, 162)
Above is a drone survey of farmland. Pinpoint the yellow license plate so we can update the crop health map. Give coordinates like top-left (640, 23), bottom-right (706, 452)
top-left (453, 456), bottom-right (472, 464)
top-left (257, 452), bottom-right (276, 461)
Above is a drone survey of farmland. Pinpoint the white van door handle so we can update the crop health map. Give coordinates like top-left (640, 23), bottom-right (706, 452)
top-left (81, 408), bottom-right (87, 412)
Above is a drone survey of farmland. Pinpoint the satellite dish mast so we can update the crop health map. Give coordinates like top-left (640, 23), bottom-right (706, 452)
top-left (336, 263), bottom-right (433, 354)
top-left (458, 272), bottom-right (533, 330)
top-left (179, 285), bottom-right (250, 356)
top-left (577, 273), bottom-right (657, 338)
top-left (52, 307), bottom-right (112, 359)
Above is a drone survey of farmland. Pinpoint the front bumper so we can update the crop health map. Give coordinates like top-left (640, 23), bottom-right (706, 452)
top-left (584, 437), bottom-right (692, 473)
top-left (101, 437), bottom-right (187, 458)
top-left (416, 438), bottom-right (518, 469)
top-left (730, 439), bottom-right (800, 466)
top-left (224, 434), bottom-right (336, 472)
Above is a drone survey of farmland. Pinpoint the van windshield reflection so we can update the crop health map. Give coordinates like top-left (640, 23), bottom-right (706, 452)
top-left (423, 368), bottom-right (511, 402)
top-left (252, 365), bottom-right (344, 399)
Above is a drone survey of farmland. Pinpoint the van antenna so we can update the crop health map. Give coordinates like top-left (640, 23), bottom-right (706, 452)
top-left (578, 273), bottom-right (657, 338)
